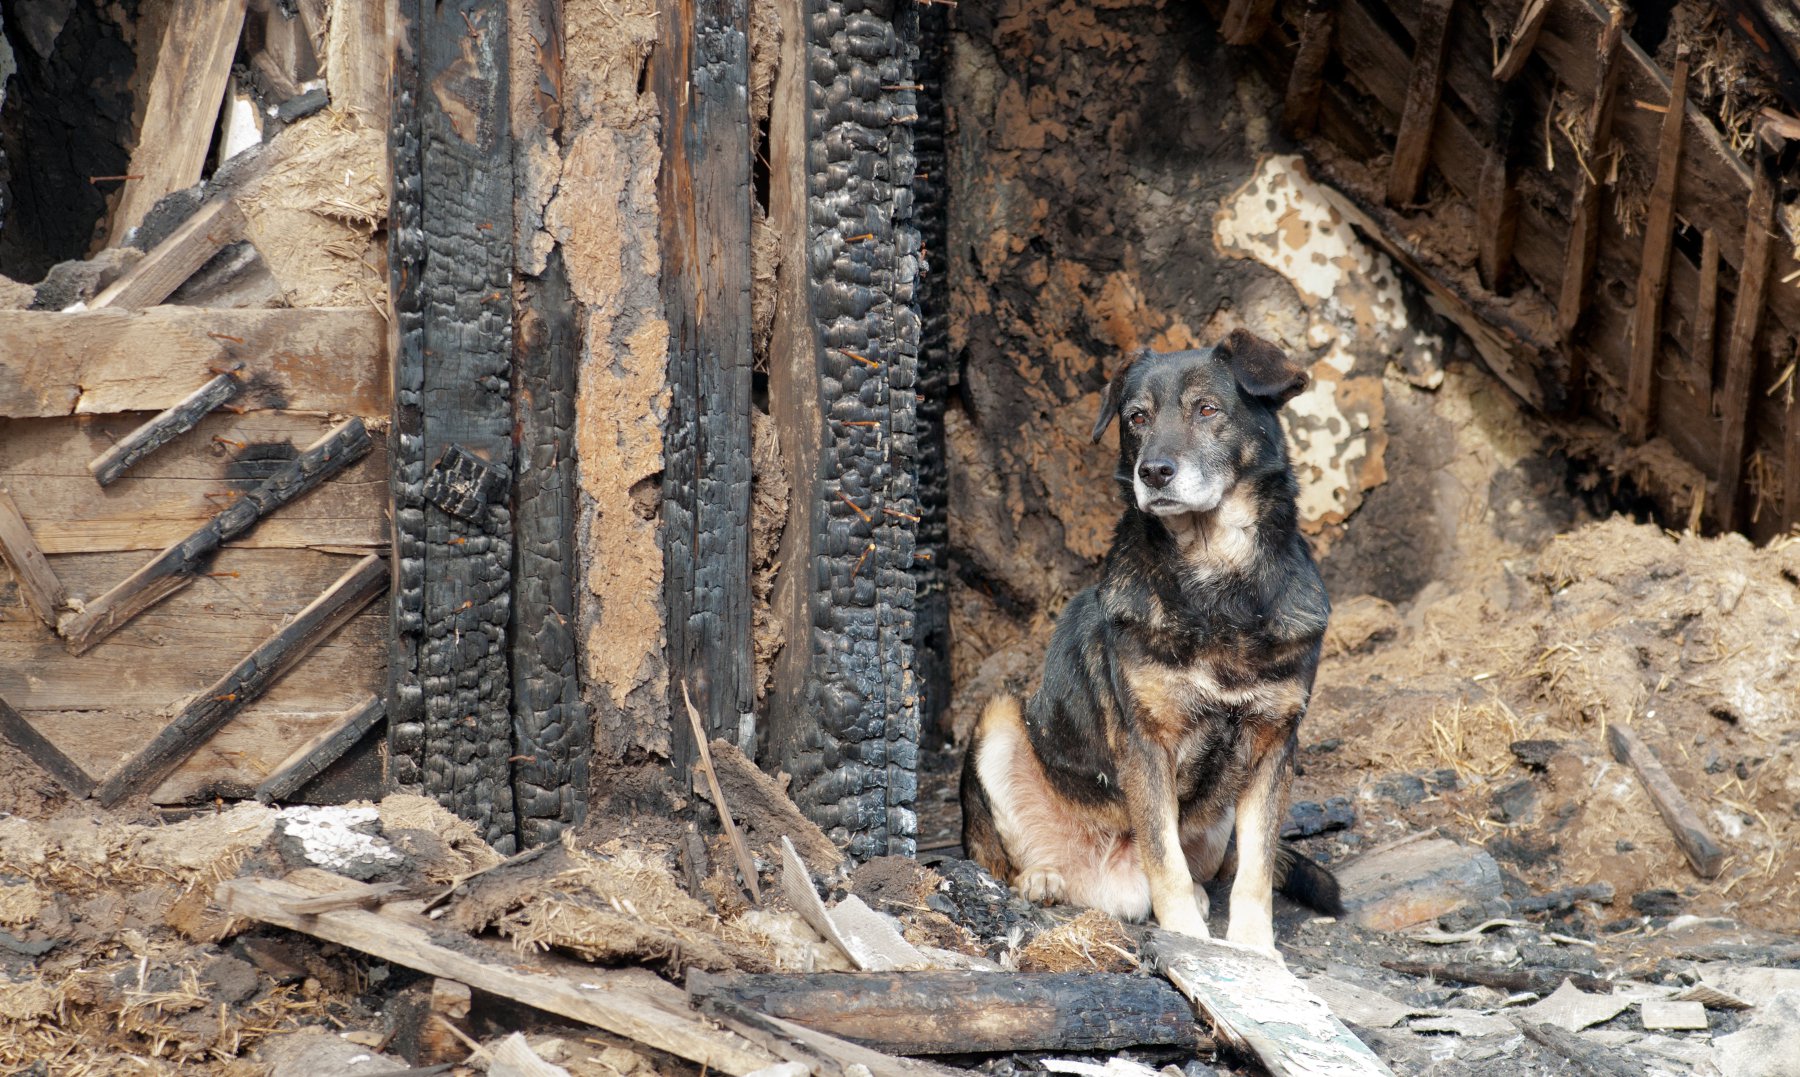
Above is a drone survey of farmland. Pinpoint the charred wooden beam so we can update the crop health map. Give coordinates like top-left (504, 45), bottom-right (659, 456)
top-left (1221, 0), bottom-right (1279, 46)
top-left (1281, 0), bottom-right (1339, 141)
top-left (1606, 724), bottom-right (1725, 879)
top-left (1693, 229), bottom-right (1720, 393)
top-left (87, 368), bottom-right (245, 487)
top-left (109, 0), bottom-right (249, 244)
top-left (94, 554), bottom-right (387, 806)
top-left (1492, 0), bottom-right (1548, 81)
top-left (766, 0), bottom-right (922, 859)
top-left (1475, 89), bottom-right (1525, 295)
top-left (687, 970), bottom-right (1203, 1055)
top-left (0, 691), bottom-right (94, 799)
top-left (60, 417), bottom-right (373, 655)
top-left (1555, 11), bottom-right (1626, 350)
top-left (657, 0), bottom-right (756, 773)
top-left (912, 5), bottom-right (953, 737)
top-left (90, 198), bottom-right (248, 310)
top-left (0, 490), bottom-right (66, 630)
top-left (387, 0), bottom-right (519, 851)
top-left (1385, 0), bottom-right (1454, 206)
top-left (255, 693), bottom-right (386, 803)
top-left (1623, 60), bottom-right (1690, 445)
top-left (1711, 151), bottom-right (1777, 532)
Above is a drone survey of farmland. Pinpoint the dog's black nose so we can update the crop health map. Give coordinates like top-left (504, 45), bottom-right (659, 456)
top-left (1138, 458), bottom-right (1176, 489)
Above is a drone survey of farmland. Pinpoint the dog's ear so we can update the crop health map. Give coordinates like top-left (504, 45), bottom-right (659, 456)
top-left (1091, 350), bottom-right (1146, 442)
top-left (1220, 329), bottom-right (1308, 406)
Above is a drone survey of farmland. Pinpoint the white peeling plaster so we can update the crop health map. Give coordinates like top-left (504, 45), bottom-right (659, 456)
top-left (277, 806), bottom-right (402, 873)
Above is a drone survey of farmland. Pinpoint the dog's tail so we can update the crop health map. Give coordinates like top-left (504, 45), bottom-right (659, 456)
top-left (1276, 843), bottom-right (1345, 917)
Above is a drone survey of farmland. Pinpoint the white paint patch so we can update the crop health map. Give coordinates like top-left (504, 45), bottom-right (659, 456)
top-left (277, 806), bottom-right (402, 874)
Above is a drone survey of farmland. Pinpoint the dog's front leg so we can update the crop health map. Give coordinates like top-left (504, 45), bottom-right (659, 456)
top-left (1120, 733), bottom-right (1209, 938)
top-left (1225, 725), bottom-right (1296, 955)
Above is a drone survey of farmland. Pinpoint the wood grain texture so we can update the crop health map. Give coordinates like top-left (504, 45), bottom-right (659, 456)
top-left (1281, 0), bottom-right (1338, 140)
top-left (87, 370), bottom-right (245, 487)
top-left (325, 0), bottom-right (388, 127)
top-left (0, 489), bottom-right (66, 629)
top-left (658, 0), bottom-right (756, 773)
top-left (93, 553), bottom-right (388, 805)
top-left (0, 307), bottom-right (387, 418)
top-left (256, 693), bottom-right (385, 802)
top-left (0, 692), bottom-right (94, 799)
top-left (1385, 0), bottom-right (1453, 206)
top-left (1693, 229), bottom-right (1719, 394)
top-left (59, 418), bottom-right (373, 654)
top-left (386, 0), bottom-right (518, 851)
top-left (90, 198), bottom-right (248, 309)
top-left (1710, 153), bottom-right (1776, 532)
top-left (217, 875), bottom-right (781, 1076)
top-left (1607, 724), bottom-right (1725, 879)
top-left (1493, 0), bottom-right (1548, 80)
top-left (1623, 59), bottom-right (1689, 445)
top-left (109, 0), bottom-right (250, 245)
top-left (1474, 90), bottom-right (1523, 295)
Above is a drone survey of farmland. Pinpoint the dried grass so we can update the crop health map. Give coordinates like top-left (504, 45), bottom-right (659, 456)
top-left (1016, 909), bottom-right (1136, 973)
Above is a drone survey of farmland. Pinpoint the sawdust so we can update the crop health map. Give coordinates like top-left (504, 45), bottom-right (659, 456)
top-left (750, 408), bottom-right (789, 705)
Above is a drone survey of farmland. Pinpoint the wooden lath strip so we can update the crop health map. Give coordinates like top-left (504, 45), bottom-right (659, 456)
top-left (1281, 0), bottom-right (1338, 140)
top-left (1492, 0), bottom-right (1548, 81)
top-left (1623, 59), bottom-right (1690, 445)
top-left (1693, 229), bottom-right (1720, 392)
top-left (1555, 10), bottom-right (1626, 346)
top-left (91, 198), bottom-right (248, 310)
top-left (1475, 89), bottom-right (1523, 294)
top-left (60, 417), bottom-right (374, 654)
top-left (87, 367), bottom-right (245, 486)
top-left (1710, 152), bottom-right (1777, 532)
top-left (0, 489), bottom-right (66, 630)
top-left (0, 692), bottom-right (93, 800)
top-left (255, 694), bottom-right (386, 802)
top-left (1221, 0), bottom-right (1279, 45)
top-left (1386, 0), bottom-right (1454, 206)
top-left (94, 554), bottom-right (387, 806)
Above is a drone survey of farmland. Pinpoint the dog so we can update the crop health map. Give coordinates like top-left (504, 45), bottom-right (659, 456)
top-left (960, 328), bottom-right (1339, 954)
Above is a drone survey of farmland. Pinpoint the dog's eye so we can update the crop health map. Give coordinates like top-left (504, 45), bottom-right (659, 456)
top-left (1128, 410), bottom-right (1148, 427)
top-left (1196, 404), bottom-right (1219, 418)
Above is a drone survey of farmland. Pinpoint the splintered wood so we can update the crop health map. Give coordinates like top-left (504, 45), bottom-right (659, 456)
top-left (1607, 724), bottom-right (1726, 878)
top-left (0, 489), bottom-right (65, 628)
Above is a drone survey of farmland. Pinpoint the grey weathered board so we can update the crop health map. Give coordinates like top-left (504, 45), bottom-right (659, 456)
top-left (387, 0), bottom-right (519, 851)
top-left (764, 0), bottom-right (924, 860)
top-left (657, 0), bottom-right (756, 771)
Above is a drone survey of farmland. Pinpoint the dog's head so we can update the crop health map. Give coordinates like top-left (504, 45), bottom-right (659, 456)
top-left (1092, 329), bottom-right (1308, 517)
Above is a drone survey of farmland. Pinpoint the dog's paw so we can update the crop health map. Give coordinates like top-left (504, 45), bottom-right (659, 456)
top-left (1216, 937), bottom-right (1284, 964)
top-left (1015, 868), bottom-right (1067, 905)
top-left (1225, 919), bottom-right (1278, 958)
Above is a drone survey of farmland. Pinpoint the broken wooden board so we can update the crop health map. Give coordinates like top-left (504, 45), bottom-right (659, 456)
top-left (1143, 930), bottom-right (1392, 1076)
top-left (0, 414), bottom-right (387, 556)
top-left (0, 307), bottom-right (387, 419)
top-left (1607, 724), bottom-right (1726, 878)
top-left (256, 694), bottom-right (385, 802)
top-left (218, 874), bottom-right (782, 1075)
top-left (1335, 832), bottom-right (1503, 931)
top-left (87, 369), bottom-right (245, 486)
top-left (694, 736), bottom-right (845, 872)
top-left (91, 198), bottom-right (249, 310)
top-left (780, 836), bottom-right (929, 972)
top-left (687, 970), bottom-right (1202, 1055)
top-left (108, 0), bottom-right (250, 244)
top-left (0, 488), bottom-right (66, 628)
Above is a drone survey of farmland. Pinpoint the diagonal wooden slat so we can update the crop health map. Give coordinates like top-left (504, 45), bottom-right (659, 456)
top-left (86, 368), bottom-right (245, 486)
top-left (91, 199), bottom-right (248, 310)
top-left (255, 693), bottom-right (385, 802)
top-left (1385, 0), bottom-right (1454, 206)
top-left (1710, 152), bottom-right (1777, 532)
top-left (1623, 59), bottom-right (1690, 445)
top-left (0, 692), bottom-right (94, 799)
top-left (0, 489), bottom-right (66, 629)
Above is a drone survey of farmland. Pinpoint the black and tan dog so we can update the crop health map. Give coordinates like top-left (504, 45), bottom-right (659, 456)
top-left (961, 329), bottom-right (1339, 954)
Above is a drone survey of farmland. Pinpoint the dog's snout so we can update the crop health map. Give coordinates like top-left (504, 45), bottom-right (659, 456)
top-left (1138, 458), bottom-right (1176, 489)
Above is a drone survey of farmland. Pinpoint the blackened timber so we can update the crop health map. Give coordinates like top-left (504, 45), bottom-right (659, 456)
top-left (256, 694), bottom-right (386, 802)
top-left (765, 0), bottom-right (922, 859)
top-left (912, 4), bottom-right (953, 737)
top-left (1385, 0), bottom-right (1453, 206)
top-left (1712, 152), bottom-right (1777, 532)
top-left (1624, 59), bottom-right (1690, 445)
top-left (1281, 0), bottom-right (1338, 140)
top-left (386, 0), bottom-right (519, 851)
top-left (1555, 12), bottom-right (1625, 346)
top-left (511, 250), bottom-right (587, 846)
top-left (60, 417), bottom-right (373, 655)
top-left (94, 554), bottom-right (388, 806)
top-left (0, 692), bottom-right (94, 799)
top-left (0, 490), bottom-right (66, 630)
top-left (88, 369), bottom-right (245, 486)
top-left (657, 0), bottom-right (755, 774)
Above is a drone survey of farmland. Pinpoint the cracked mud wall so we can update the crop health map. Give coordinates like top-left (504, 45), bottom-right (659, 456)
top-left (941, 0), bottom-right (1593, 741)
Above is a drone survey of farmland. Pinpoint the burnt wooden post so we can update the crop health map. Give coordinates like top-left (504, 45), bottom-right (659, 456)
top-left (657, 0), bottom-right (756, 772)
top-left (767, 0), bottom-right (923, 859)
top-left (387, 0), bottom-right (520, 851)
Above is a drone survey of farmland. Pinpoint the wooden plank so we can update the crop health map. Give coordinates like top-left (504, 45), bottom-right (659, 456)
top-left (109, 0), bottom-right (250, 245)
top-left (87, 369), bottom-right (245, 486)
top-left (1555, 10), bottom-right (1625, 344)
top-left (1475, 90), bottom-right (1523, 294)
top-left (90, 199), bottom-right (248, 310)
top-left (658, 0), bottom-right (755, 773)
top-left (0, 489), bottom-right (66, 629)
top-left (1693, 229), bottom-right (1720, 392)
top-left (1623, 59), bottom-right (1690, 444)
top-left (1221, 0), bottom-right (1280, 45)
top-left (1144, 931), bottom-right (1393, 1077)
top-left (1711, 153), bottom-right (1777, 532)
top-left (1385, 0), bottom-right (1454, 206)
top-left (216, 875), bottom-right (781, 1075)
top-left (92, 553), bottom-right (387, 806)
top-left (255, 693), bottom-right (385, 802)
top-left (385, 0), bottom-right (518, 850)
top-left (1281, 0), bottom-right (1338, 140)
top-left (1493, 0), bottom-right (1549, 81)
top-left (60, 418), bottom-right (373, 655)
top-left (1606, 724), bottom-right (1726, 879)
top-left (325, 0), bottom-right (387, 127)
top-left (1, 414), bottom-right (387, 556)
top-left (686, 971), bottom-right (1202, 1055)
top-left (0, 307), bottom-right (388, 419)
top-left (0, 692), bottom-right (94, 799)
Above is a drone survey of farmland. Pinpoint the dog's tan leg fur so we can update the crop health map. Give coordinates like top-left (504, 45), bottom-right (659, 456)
top-left (1119, 741), bottom-right (1208, 939)
top-left (1225, 745), bottom-right (1286, 954)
